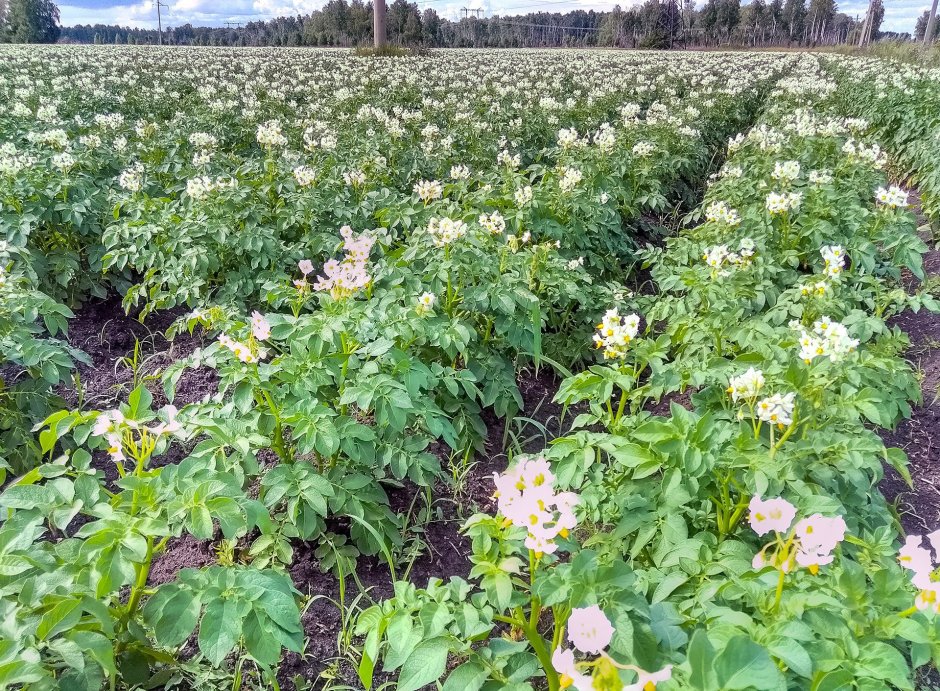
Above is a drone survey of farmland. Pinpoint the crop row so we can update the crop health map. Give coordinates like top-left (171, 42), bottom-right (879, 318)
top-left (357, 55), bottom-right (940, 690)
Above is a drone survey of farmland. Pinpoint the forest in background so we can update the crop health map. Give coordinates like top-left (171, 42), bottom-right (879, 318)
top-left (1, 0), bottom-right (930, 49)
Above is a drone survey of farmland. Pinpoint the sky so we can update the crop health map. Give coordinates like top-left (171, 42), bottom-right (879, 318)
top-left (57, 0), bottom-right (927, 34)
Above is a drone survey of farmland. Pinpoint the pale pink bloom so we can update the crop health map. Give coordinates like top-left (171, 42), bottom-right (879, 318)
top-left (298, 259), bottom-right (314, 275)
top-left (795, 545), bottom-right (835, 569)
top-left (550, 648), bottom-right (593, 691)
top-left (106, 432), bottom-right (125, 462)
top-left (794, 514), bottom-right (846, 555)
top-left (567, 605), bottom-right (614, 654)
top-left (93, 410), bottom-right (124, 436)
top-left (251, 311), bottom-right (271, 341)
top-left (748, 496), bottom-right (796, 536)
top-left (525, 533), bottom-right (559, 555)
top-left (623, 665), bottom-right (673, 691)
top-left (898, 535), bottom-right (934, 576)
top-left (752, 551), bottom-right (768, 570)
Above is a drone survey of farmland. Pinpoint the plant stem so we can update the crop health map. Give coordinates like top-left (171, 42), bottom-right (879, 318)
top-left (772, 567), bottom-right (786, 613)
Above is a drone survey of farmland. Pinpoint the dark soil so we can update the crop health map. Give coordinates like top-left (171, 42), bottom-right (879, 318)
top-left (879, 193), bottom-right (940, 538)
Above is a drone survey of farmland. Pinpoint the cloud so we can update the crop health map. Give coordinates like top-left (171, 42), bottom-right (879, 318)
top-left (251, 0), bottom-right (327, 17)
top-left (59, 0), bottom-right (260, 27)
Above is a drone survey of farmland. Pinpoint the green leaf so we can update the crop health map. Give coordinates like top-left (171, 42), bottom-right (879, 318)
top-left (687, 629), bottom-right (717, 690)
top-left (442, 661), bottom-right (488, 691)
top-left (0, 484), bottom-right (55, 509)
top-left (714, 636), bottom-right (784, 690)
top-left (37, 599), bottom-right (82, 641)
top-left (397, 637), bottom-right (451, 691)
top-left (856, 641), bottom-right (911, 685)
top-left (199, 598), bottom-right (243, 666)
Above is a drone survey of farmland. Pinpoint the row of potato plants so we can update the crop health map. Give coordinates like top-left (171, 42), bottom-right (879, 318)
top-left (355, 56), bottom-right (940, 691)
top-left (0, 50), bottom-right (791, 689)
top-left (823, 55), bottom-right (940, 226)
top-left (0, 48), bottom-right (789, 479)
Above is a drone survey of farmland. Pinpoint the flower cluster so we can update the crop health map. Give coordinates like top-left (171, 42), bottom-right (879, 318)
top-left (703, 238), bottom-right (755, 276)
top-left (592, 309), bottom-right (640, 360)
top-left (842, 138), bottom-right (887, 168)
top-left (808, 169), bottom-right (833, 186)
top-left (756, 392), bottom-right (795, 426)
top-left (704, 200), bottom-right (742, 226)
top-left (414, 179), bottom-right (443, 204)
top-left (492, 456), bottom-right (578, 555)
top-left (766, 191), bottom-right (802, 215)
top-left (558, 166), bottom-right (583, 193)
top-left (293, 165), bottom-right (316, 187)
top-left (118, 162), bottom-right (144, 193)
top-left (727, 367), bottom-right (765, 402)
top-left (427, 216), bottom-right (468, 247)
top-left (186, 175), bottom-right (237, 200)
top-left (450, 164), bottom-right (470, 181)
top-left (218, 333), bottom-right (266, 364)
top-left (820, 245), bottom-right (845, 279)
top-left (749, 496), bottom-right (847, 574)
top-left (875, 185), bottom-right (909, 209)
top-left (478, 210), bottom-right (506, 235)
top-left (93, 406), bottom-right (182, 465)
top-left (632, 141), bottom-right (654, 157)
top-left (343, 169), bottom-right (366, 187)
top-left (256, 119), bottom-right (287, 149)
top-left (898, 531), bottom-right (940, 613)
top-left (796, 317), bottom-right (859, 364)
top-left (308, 225), bottom-right (374, 298)
top-left (515, 185), bottom-right (534, 207)
top-left (771, 160), bottom-right (801, 184)
top-left (552, 606), bottom-right (672, 691)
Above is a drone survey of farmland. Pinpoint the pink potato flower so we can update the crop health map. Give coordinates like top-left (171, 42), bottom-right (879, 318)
top-left (566, 605), bottom-right (614, 655)
top-left (748, 496), bottom-right (797, 536)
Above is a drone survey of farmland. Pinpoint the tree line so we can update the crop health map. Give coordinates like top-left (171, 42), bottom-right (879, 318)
top-left (0, 0), bottom-right (60, 43)
top-left (0, 0), bottom-right (927, 49)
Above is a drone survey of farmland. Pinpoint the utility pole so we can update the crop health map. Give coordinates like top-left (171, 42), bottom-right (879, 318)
top-left (374, 0), bottom-right (387, 49)
top-left (857, 2), bottom-right (871, 46)
top-left (155, 0), bottom-right (168, 45)
top-left (925, 0), bottom-right (938, 46)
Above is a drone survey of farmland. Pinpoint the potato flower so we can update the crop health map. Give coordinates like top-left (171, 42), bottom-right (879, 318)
top-left (592, 309), bottom-right (640, 360)
top-left (427, 217), bottom-right (467, 247)
top-left (749, 496), bottom-right (846, 575)
top-left (552, 606), bottom-right (672, 690)
top-left (704, 200), bottom-right (741, 226)
top-left (413, 179), bottom-right (442, 204)
top-left (820, 245), bottom-right (846, 278)
top-left (727, 367), bottom-right (765, 402)
top-left (795, 317), bottom-right (859, 364)
top-left (898, 531), bottom-right (940, 614)
top-left (875, 185), bottom-right (909, 209)
top-left (492, 455), bottom-right (578, 557)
